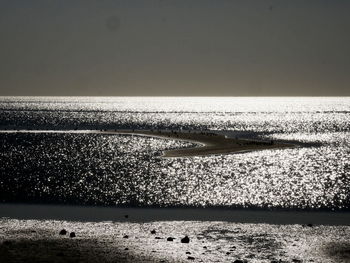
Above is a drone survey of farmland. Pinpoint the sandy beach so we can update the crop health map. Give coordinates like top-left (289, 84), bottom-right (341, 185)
top-left (1, 204), bottom-right (350, 262)
top-left (1, 216), bottom-right (349, 262)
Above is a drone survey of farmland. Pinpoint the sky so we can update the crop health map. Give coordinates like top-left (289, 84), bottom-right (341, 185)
top-left (0, 0), bottom-right (349, 96)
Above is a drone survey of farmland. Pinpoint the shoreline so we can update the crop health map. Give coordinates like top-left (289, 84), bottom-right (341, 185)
top-left (0, 129), bottom-right (297, 157)
top-left (1, 204), bottom-right (349, 225)
top-left (1, 210), bottom-right (350, 263)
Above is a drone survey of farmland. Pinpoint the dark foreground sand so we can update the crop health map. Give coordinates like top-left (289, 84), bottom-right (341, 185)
top-left (1, 218), bottom-right (349, 263)
top-left (1, 205), bottom-right (350, 263)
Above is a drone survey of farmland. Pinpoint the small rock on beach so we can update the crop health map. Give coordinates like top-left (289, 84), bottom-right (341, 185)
top-left (181, 236), bottom-right (190, 243)
top-left (59, 229), bottom-right (67, 235)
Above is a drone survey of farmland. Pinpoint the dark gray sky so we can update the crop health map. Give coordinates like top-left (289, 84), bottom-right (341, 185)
top-left (0, 0), bottom-right (349, 96)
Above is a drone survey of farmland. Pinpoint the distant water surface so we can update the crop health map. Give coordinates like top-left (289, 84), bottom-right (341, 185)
top-left (0, 97), bottom-right (349, 210)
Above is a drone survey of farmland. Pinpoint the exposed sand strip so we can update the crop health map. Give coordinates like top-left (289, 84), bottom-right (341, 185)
top-left (0, 129), bottom-right (295, 157)
top-left (100, 129), bottom-right (295, 157)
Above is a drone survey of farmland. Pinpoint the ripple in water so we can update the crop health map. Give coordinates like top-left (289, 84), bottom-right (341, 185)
top-left (0, 132), bottom-right (349, 210)
top-left (0, 97), bottom-right (349, 210)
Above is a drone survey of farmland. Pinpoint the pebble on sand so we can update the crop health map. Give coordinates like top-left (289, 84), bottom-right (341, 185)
top-left (59, 229), bottom-right (67, 235)
top-left (69, 232), bottom-right (76, 238)
top-left (167, 237), bottom-right (175, 241)
top-left (123, 235), bottom-right (129, 239)
top-left (187, 256), bottom-right (195, 260)
top-left (181, 236), bottom-right (190, 243)
top-left (150, 229), bottom-right (156, 234)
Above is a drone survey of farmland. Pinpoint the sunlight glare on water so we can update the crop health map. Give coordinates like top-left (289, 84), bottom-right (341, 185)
top-left (0, 97), bottom-right (349, 210)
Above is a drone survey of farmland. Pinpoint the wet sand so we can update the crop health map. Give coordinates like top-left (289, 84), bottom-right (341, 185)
top-left (1, 204), bottom-right (350, 225)
top-left (101, 129), bottom-right (295, 157)
top-left (1, 218), bottom-right (349, 263)
top-left (1, 205), bottom-right (350, 262)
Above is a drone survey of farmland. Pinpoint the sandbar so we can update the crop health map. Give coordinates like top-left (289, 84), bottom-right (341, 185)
top-left (101, 129), bottom-right (295, 157)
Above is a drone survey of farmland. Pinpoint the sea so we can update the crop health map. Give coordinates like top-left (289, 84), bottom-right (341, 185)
top-left (0, 97), bottom-right (349, 210)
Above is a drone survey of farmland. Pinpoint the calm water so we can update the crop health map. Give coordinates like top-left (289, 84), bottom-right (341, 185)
top-left (0, 97), bottom-right (349, 210)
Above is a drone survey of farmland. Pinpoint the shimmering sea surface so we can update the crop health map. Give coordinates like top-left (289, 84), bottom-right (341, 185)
top-left (0, 97), bottom-right (349, 210)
